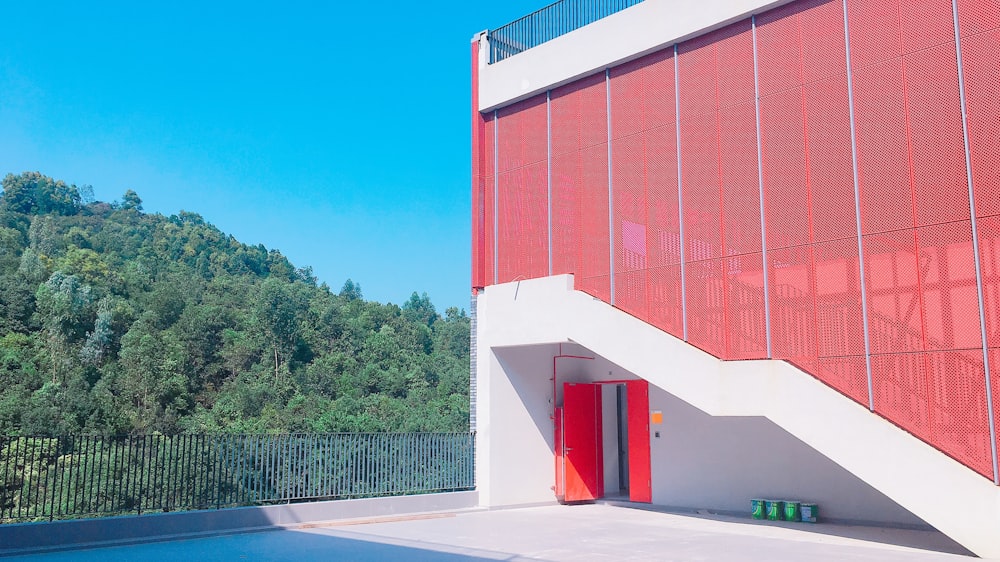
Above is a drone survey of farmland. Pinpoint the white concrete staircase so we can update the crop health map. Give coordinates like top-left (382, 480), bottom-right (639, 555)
top-left (477, 274), bottom-right (1000, 558)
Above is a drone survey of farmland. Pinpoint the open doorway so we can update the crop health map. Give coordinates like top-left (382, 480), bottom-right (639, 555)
top-left (555, 380), bottom-right (650, 503)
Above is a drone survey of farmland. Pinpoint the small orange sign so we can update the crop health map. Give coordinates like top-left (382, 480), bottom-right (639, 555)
top-left (650, 410), bottom-right (663, 424)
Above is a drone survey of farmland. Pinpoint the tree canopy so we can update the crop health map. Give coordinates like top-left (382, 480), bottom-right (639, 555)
top-left (0, 172), bottom-right (470, 436)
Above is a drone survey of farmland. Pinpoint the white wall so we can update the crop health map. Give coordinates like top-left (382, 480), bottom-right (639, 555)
top-left (474, 275), bottom-right (1000, 558)
top-left (648, 386), bottom-right (923, 525)
top-left (478, 0), bottom-right (796, 111)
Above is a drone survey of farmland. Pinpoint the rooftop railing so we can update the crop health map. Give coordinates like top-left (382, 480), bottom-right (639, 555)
top-left (0, 433), bottom-right (475, 523)
top-left (489, 0), bottom-right (645, 63)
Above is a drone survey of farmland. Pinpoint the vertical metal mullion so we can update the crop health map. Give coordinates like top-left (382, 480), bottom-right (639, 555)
top-left (548, 90), bottom-right (553, 276)
top-left (607, 69), bottom-right (616, 305)
top-left (843, 0), bottom-right (876, 412)
top-left (952, 0), bottom-right (999, 485)
top-left (494, 109), bottom-right (500, 285)
top-left (675, 44), bottom-right (688, 340)
top-left (751, 15), bottom-right (773, 358)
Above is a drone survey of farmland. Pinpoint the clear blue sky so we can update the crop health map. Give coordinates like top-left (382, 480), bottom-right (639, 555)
top-left (0, 1), bottom-right (542, 312)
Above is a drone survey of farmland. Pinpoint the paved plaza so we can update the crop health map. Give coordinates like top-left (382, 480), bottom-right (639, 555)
top-left (2, 503), bottom-right (984, 561)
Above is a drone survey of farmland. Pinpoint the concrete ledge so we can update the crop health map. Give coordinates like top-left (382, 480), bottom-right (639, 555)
top-left (0, 491), bottom-right (478, 557)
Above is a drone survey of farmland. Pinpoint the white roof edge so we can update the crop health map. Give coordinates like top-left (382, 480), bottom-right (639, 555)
top-left (478, 0), bottom-right (797, 112)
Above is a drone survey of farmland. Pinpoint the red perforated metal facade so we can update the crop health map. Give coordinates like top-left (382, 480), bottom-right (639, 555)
top-left (472, 0), bottom-right (1000, 481)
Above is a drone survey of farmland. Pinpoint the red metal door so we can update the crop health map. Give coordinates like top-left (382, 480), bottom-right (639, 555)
top-left (562, 382), bottom-right (603, 502)
top-left (626, 380), bottom-right (652, 503)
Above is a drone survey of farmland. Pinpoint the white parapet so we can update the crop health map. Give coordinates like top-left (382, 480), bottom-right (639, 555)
top-left (478, 0), bottom-right (795, 111)
top-left (475, 274), bottom-right (1000, 559)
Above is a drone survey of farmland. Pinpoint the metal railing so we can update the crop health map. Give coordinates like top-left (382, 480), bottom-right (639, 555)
top-left (0, 433), bottom-right (475, 523)
top-left (489, 0), bottom-right (645, 63)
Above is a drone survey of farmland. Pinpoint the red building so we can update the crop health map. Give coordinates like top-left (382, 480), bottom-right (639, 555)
top-left (471, 0), bottom-right (1000, 556)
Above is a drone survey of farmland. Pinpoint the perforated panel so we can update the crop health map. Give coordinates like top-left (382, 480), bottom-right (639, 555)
top-left (497, 95), bottom-right (547, 173)
top-left (961, 30), bottom-right (1000, 219)
top-left (610, 49), bottom-right (676, 140)
top-left (679, 111), bottom-right (722, 261)
top-left (915, 221), bottom-right (982, 351)
top-left (863, 230), bottom-right (924, 355)
top-left (726, 252), bottom-right (768, 359)
top-left (905, 44), bottom-right (971, 227)
top-left (579, 143), bottom-right (611, 301)
top-left (814, 238), bottom-right (866, 357)
top-left (872, 351), bottom-right (993, 479)
top-left (898, 0), bottom-right (956, 54)
top-left (648, 264), bottom-right (684, 339)
top-left (852, 59), bottom-right (914, 235)
top-left (646, 125), bottom-right (681, 268)
top-left (551, 74), bottom-right (608, 156)
top-left (484, 116), bottom-right (496, 286)
top-left (613, 133), bottom-right (647, 317)
top-left (497, 163), bottom-right (548, 283)
top-left (977, 216), bottom-right (1000, 349)
top-left (804, 75), bottom-right (857, 243)
top-left (768, 246), bottom-right (818, 371)
top-left (760, 88), bottom-right (810, 250)
top-left (720, 102), bottom-right (762, 256)
top-left (685, 258), bottom-right (727, 357)
top-left (817, 355), bottom-right (870, 406)
top-left (847, 0), bottom-right (902, 68)
top-left (957, 0), bottom-right (1000, 37)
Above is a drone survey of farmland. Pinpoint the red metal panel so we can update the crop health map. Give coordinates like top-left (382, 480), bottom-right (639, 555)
top-left (497, 95), bottom-right (547, 173)
top-left (961, 30), bottom-right (1000, 219)
top-left (551, 150), bottom-right (580, 277)
top-left (562, 383), bottom-right (602, 503)
top-left (814, 238), bottom-right (867, 358)
top-left (905, 44), bottom-right (971, 227)
top-left (957, 0), bottom-right (1000, 36)
top-left (768, 246), bottom-right (818, 372)
top-left (679, 111), bottom-right (723, 261)
top-left (579, 143), bottom-right (611, 301)
top-left (872, 351), bottom-right (993, 479)
top-left (725, 252), bottom-right (768, 359)
top-left (714, 21), bottom-right (755, 110)
top-left (757, 0), bottom-right (848, 88)
top-left (760, 88), bottom-right (810, 250)
top-left (497, 162), bottom-right (548, 283)
top-left (647, 124), bottom-right (681, 268)
top-left (648, 265), bottom-right (684, 339)
top-left (804, 75), bottom-right (857, 243)
top-left (720, 102), bottom-right (762, 256)
top-left (915, 221), bottom-right (983, 351)
top-left (685, 258), bottom-right (727, 357)
top-left (551, 75), bottom-right (610, 300)
top-left (472, 42), bottom-right (485, 290)
top-left (552, 74), bottom-right (608, 156)
top-left (847, 0), bottom-right (902, 69)
top-left (484, 116), bottom-right (496, 286)
top-left (852, 58), bottom-right (914, 235)
top-left (899, 0), bottom-right (956, 54)
top-left (626, 380), bottom-right (651, 503)
top-left (976, 216), bottom-right (1000, 349)
top-left (610, 49), bottom-right (676, 140)
top-left (817, 355), bottom-right (870, 406)
top-left (613, 133), bottom-right (648, 319)
top-left (863, 230), bottom-right (924, 355)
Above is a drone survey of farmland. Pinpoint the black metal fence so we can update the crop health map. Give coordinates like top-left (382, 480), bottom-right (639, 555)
top-left (0, 433), bottom-right (475, 523)
top-left (489, 0), bottom-right (645, 63)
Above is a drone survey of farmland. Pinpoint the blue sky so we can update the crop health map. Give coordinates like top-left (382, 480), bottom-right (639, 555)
top-left (0, 1), bottom-right (542, 312)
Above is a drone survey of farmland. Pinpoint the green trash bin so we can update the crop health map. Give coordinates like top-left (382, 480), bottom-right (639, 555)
top-left (751, 499), bottom-right (766, 520)
top-left (783, 501), bottom-right (800, 521)
top-left (765, 500), bottom-right (783, 521)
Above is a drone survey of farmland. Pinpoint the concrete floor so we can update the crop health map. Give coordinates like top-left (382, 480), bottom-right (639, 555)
top-left (3, 504), bottom-right (984, 561)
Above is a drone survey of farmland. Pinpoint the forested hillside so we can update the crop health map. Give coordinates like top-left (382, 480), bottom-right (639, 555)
top-left (0, 172), bottom-right (470, 436)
